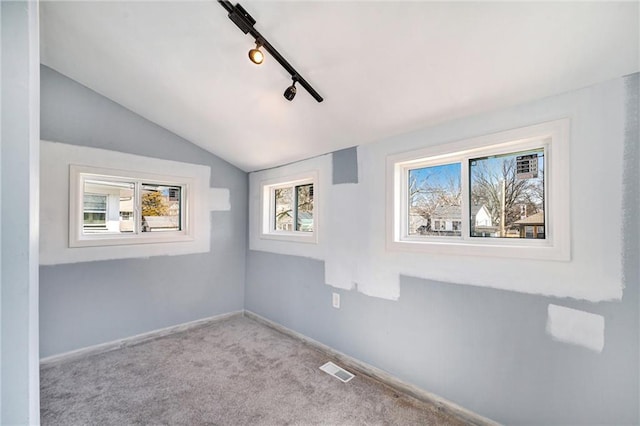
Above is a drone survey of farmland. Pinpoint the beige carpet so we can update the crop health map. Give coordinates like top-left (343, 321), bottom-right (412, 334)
top-left (41, 315), bottom-right (469, 425)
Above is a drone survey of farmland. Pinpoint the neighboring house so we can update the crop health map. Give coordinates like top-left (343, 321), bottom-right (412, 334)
top-left (119, 196), bottom-right (134, 232)
top-left (409, 204), bottom-right (496, 236)
top-left (142, 216), bottom-right (180, 232)
top-left (82, 183), bottom-right (135, 233)
top-left (513, 211), bottom-right (545, 239)
top-left (297, 211), bottom-right (314, 232)
top-left (409, 208), bottom-right (429, 234)
top-left (274, 210), bottom-right (313, 232)
top-left (470, 204), bottom-right (497, 237)
top-left (431, 205), bottom-right (463, 234)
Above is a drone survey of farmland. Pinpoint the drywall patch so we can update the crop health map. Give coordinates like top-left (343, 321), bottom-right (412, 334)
top-left (324, 184), bottom-right (359, 290)
top-left (546, 304), bottom-right (605, 353)
top-left (209, 188), bottom-right (230, 211)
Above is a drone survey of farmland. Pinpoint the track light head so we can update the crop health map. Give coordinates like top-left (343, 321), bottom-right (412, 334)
top-left (248, 43), bottom-right (264, 65)
top-left (283, 79), bottom-right (297, 101)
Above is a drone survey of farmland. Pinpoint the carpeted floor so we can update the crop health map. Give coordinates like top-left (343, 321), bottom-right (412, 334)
top-left (41, 315), bottom-right (469, 425)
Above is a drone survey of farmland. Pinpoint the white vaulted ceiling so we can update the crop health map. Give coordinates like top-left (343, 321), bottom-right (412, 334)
top-left (40, 1), bottom-right (639, 172)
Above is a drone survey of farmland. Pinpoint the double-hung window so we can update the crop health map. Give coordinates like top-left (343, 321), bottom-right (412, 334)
top-left (260, 171), bottom-right (318, 243)
top-left (70, 165), bottom-right (192, 247)
top-left (387, 119), bottom-right (569, 260)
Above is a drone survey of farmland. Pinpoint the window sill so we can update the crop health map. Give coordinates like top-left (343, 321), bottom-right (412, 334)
top-left (387, 237), bottom-right (569, 261)
top-left (260, 232), bottom-right (317, 244)
top-left (70, 232), bottom-right (195, 248)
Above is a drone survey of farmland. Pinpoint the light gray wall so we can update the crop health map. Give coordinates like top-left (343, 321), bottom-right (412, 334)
top-left (246, 74), bottom-right (640, 425)
top-left (1, 1), bottom-right (40, 424)
top-left (39, 65), bottom-right (247, 358)
top-left (624, 73), bottom-right (640, 424)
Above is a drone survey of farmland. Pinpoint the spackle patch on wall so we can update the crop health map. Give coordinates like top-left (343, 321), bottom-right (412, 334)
top-left (546, 304), bottom-right (605, 353)
top-left (209, 188), bottom-right (231, 211)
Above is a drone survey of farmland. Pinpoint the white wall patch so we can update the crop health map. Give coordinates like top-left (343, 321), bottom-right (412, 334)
top-left (546, 304), bottom-right (605, 353)
top-left (40, 141), bottom-right (213, 265)
top-left (209, 187), bottom-right (231, 211)
top-left (324, 184), bottom-right (359, 291)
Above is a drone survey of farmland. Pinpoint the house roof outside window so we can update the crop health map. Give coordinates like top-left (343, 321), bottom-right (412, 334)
top-left (513, 211), bottom-right (545, 226)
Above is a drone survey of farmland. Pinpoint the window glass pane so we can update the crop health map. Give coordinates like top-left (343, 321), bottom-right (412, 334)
top-left (274, 187), bottom-right (294, 231)
top-left (83, 179), bottom-right (135, 234)
top-left (469, 148), bottom-right (545, 238)
top-left (408, 163), bottom-right (461, 237)
top-left (295, 184), bottom-right (314, 232)
top-left (141, 184), bottom-right (181, 232)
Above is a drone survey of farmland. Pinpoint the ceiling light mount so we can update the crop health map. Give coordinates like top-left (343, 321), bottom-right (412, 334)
top-left (248, 41), bottom-right (264, 65)
top-left (219, 1), bottom-right (324, 103)
top-left (283, 78), bottom-right (297, 101)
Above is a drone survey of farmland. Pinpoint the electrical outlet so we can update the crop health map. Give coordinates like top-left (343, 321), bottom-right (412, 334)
top-left (332, 292), bottom-right (340, 309)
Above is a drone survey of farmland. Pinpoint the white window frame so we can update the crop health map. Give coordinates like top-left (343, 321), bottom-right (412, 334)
top-left (387, 119), bottom-right (570, 261)
top-left (260, 171), bottom-right (318, 244)
top-left (69, 165), bottom-right (194, 248)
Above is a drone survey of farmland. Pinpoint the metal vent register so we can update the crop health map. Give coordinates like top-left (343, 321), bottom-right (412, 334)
top-left (319, 361), bottom-right (355, 383)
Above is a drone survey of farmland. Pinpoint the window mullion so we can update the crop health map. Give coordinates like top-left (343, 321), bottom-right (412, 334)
top-left (271, 187), bottom-right (277, 231)
top-left (134, 180), bottom-right (142, 235)
top-left (402, 166), bottom-right (409, 239)
top-left (460, 158), bottom-right (471, 242)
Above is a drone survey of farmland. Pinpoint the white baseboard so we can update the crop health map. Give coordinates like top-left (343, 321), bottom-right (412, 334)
top-left (244, 310), bottom-right (499, 426)
top-left (40, 310), bottom-right (244, 366)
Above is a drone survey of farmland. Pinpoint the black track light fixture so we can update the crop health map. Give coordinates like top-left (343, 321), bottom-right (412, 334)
top-left (218, 1), bottom-right (324, 103)
top-left (248, 41), bottom-right (264, 65)
top-left (283, 78), bottom-right (297, 101)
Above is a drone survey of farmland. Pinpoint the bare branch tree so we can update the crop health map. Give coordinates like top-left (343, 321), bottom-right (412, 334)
top-left (471, 157), bottom-right (543, 230)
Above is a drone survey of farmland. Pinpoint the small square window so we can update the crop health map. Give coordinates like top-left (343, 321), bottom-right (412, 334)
top-left (261, 172), bottom-right (318, 243)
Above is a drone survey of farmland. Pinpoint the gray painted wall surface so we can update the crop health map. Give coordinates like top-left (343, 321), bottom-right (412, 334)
top-left (39, 66), bottom-right (247, 357)
top-left (622, 75), bottom-right (640, 417)
top-left (1, 2), bottom-right (40, 424)
top-left (246, 74), bottom-right (640, 425)
top-left (332, 146), bottom-right (358, 184)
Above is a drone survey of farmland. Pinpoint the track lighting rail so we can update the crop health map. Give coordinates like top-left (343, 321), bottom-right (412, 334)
top-left (218, 0), bottom-right (324, 103)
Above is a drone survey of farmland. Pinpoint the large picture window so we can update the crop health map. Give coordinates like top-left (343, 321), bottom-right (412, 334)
top-left (387, 119), bottom-right (569, 260)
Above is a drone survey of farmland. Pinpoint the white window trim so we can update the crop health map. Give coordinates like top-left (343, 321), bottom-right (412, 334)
top-left (70, 165), bottom-right (195, 248)
top-left (260, 170), bottom-right (318, 244)
top-left (386, 119), bottom-right (570, 261)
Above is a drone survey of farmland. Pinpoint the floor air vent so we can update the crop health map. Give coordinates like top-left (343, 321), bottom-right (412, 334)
top-left (320, 361), bottom-right (355, 383)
